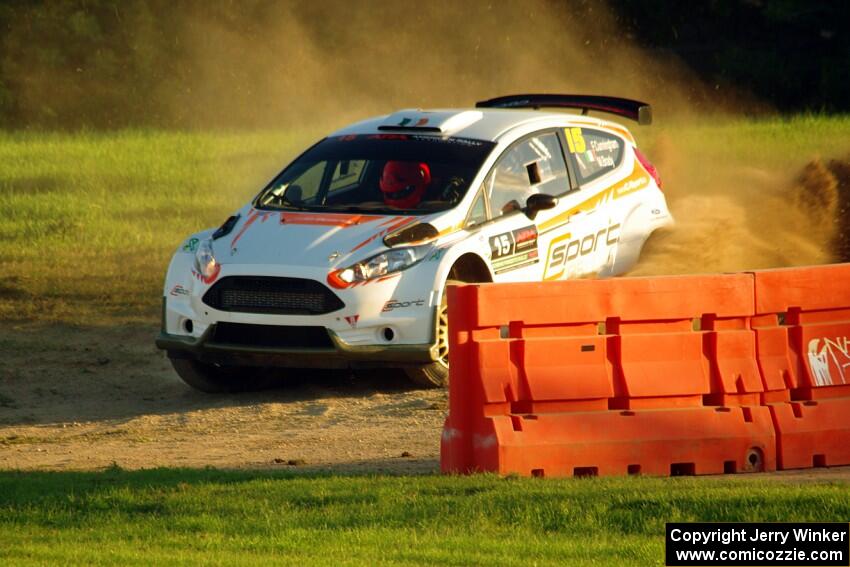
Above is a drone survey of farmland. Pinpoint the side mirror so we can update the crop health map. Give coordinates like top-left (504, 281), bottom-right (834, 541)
top-left (524, 193), bottom-right (558, 220)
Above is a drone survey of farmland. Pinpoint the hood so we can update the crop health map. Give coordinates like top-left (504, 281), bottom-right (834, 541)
top-left (212, 209), bottom-right (429, 268)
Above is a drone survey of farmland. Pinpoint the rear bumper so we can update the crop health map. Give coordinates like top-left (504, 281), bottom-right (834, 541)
top-left (155, 327), bottom-right (439, 369)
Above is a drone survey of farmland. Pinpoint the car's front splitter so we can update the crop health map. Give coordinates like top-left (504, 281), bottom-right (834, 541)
top-left (156, 325), bottom-right (439, 370)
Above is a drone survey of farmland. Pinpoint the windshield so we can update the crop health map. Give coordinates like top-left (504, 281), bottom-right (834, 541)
top-left (255, 134), bottom-right (496, 215)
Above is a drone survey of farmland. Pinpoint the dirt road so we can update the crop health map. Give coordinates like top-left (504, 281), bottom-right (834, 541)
top-left (1, 323), bottom-right (849, 481)
top-left (0, 324), bottom-right (446, 472)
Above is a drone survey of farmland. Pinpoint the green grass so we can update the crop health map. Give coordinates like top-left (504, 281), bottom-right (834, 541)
top-left (0, 129), bottom-right (319, 323)
top-left (0, 469), bottom-right (847, 566)
top-left (645, 113), bottom-right (850, 170)
top-left (2, 116), bottom-right (850, 324)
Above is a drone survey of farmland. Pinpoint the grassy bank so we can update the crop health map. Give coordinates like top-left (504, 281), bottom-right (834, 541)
top-left (0, 468), bottom-right (848, 565)
top-left (0, 129), bottom-right (313, 323)
top-left (2, 116), bottom-right (850, 324)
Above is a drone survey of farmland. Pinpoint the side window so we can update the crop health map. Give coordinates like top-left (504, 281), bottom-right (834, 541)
top-left (465, 189), bottom-right (488, 228)
top-left (264, 161), bottom-right (325, 205)
top-left (290, 162), bottom-right (325, 203)
top-left (564, 128), bottom-right (624, 184)
top-left (489, 132), bottom-right (570, 216)
top-left (328, 160), bottom-right (366, 193)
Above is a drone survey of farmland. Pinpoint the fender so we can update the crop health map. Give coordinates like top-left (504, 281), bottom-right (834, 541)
top-left (431, 233), bottom-right (494, 302)
top-left (162, 228), bottom-right (216, 334)
top-left (164, 229), bottom-right (216, 293)
top-left (601, 202), bottom-right (665, 277)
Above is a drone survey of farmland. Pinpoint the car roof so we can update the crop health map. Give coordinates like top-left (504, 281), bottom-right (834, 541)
top-left (330, 108), bottom-right (636, 144)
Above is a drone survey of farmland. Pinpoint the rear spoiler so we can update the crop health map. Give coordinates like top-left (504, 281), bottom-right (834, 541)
top-left (475, 94), bottom-right (652, 125)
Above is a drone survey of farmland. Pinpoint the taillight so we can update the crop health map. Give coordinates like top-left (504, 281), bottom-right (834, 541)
top-left (634, 147), bottom-right (662, 190)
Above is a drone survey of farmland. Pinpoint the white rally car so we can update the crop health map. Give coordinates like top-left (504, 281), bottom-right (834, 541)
top-left (156, 94), bottom-right (672, 391)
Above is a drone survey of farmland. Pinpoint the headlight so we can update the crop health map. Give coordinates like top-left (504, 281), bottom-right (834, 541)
top-left (193, 238), bottom-right (219, 279)
top-left (328, 245), bottom-right (432, 288)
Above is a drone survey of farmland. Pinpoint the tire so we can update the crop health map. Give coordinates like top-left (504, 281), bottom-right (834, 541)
top-left (403, 279), bottom-right (458, 388)
top-left (169, 357), bottom-right (276, 393)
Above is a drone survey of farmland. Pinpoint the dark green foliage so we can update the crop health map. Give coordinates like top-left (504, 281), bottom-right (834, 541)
top-left (609, 0), bottom-right (850, 112)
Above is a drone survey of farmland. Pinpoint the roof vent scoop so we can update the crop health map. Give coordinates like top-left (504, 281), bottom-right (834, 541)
top-left (378, 110), bottom-right (483, 134)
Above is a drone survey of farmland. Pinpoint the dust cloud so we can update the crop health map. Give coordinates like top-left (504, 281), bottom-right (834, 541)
top-left (65, 0), bottom-right (850, 273)
top-left (160, 0), bottom-right (725, 130)
top-left (632, 149), bottom-right (850, 276)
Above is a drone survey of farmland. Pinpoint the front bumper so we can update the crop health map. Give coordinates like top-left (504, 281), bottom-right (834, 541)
top-left (156, 326), bottom-right (439, 369)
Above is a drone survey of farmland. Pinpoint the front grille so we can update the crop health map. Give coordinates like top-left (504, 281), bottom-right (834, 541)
top-left (203, 276), bottom-right (344, 315)
top-left (210, 323), bottom-right (334, 349)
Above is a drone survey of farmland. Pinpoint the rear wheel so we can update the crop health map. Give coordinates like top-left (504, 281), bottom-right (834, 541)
top-left (169, 357), bottom-right (277, 393)
top-left (403, 280), bottom-right (457, 388)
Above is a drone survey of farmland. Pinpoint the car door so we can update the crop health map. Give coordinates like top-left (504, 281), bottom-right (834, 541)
top-left (473, 130), bottom-right (595, 283)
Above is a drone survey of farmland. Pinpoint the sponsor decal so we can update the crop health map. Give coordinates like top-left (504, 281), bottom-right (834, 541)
top-left (489, 225), bottom-right (539, 274)
top-left (429, 248), bottom-right (446, 261)
top-left (411, 135), bottom-right (485, 147)
top-left (169, 284), bottom-right (190, 297)
top-left (382, 298), bottom-right (426, 312)
top-left (367, 133), bottom-right (408, 140)
top-left (331, 134), bottom-right (484, 147)
top-left (344, 315), bottom-right (360, 328)
top-left (544, 223), bottom-right (621, 280)
top-left (614, 177), bottom-right (648, 197)
top-left (807, 337), bottom-right (850, 386)
top-left (181, 238), bottom-right (200, 253)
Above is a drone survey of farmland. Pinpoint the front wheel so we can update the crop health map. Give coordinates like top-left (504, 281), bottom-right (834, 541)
top-left (403, 280), bottom-right (458, 388)
top-left (169, 357), bottom-right (276, 393)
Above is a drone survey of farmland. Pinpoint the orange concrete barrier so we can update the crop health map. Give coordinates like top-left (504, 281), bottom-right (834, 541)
top-left (443, 264), bottom-right (850, 477)
top-left (753, 264), bottom-right (850, 469)
top-left (441, 274), bottom-right (776, 478)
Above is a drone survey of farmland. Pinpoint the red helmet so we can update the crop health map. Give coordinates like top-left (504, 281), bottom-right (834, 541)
top-left (380, 161), bottom-right (431, 208)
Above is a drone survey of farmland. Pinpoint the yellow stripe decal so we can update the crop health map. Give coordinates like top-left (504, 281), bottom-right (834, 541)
top-left (539, 162), bottom-right (649, 235)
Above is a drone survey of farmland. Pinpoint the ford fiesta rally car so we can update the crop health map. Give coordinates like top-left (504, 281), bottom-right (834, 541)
top-left (156, 94), bottom-right (673, 391)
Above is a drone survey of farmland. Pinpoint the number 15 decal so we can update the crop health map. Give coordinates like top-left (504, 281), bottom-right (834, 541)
top-left (489, 226), bottom-right (538, 260)
top-left (490, 232), bottom-right (515, 258)
top-left (564, 127), bottom-right (586, 154)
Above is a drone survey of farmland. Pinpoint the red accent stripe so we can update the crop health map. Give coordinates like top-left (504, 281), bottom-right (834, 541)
top-left (230, 210), bottom-right (262, 249)
top-left (280, 213), bottom-right (384, 227)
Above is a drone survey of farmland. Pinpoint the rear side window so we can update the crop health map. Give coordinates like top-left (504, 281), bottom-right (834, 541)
top-left (564, 128), bottom-right (624, 184)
